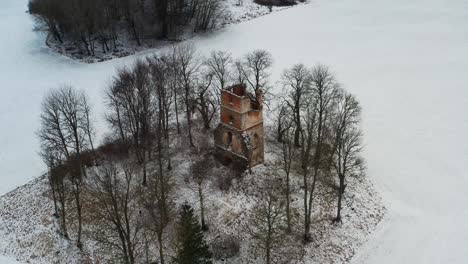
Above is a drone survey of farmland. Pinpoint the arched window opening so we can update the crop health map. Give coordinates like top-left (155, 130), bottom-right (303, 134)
top-left (253, 133), bottom-right (259, 148)
top-left (227, 132), bottom-right (233, 146)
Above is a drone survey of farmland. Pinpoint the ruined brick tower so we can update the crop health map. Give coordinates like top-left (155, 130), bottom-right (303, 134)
top-left (214, 84), bottom-right (264, 169)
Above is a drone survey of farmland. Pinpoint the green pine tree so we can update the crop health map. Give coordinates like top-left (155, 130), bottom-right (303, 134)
top-left (173, 202), bottom-right (212, 264)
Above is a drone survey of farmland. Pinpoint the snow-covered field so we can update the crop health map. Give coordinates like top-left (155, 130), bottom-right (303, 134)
top-left (1, 0), bottom-right (468, 263)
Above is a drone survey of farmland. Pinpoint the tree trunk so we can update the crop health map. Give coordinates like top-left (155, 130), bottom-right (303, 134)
top-left (266, 220), bottom-right (272, 264)
top-left (74, 184), bottom-right (83, 250)
top-left (81, 35), bottom-right (91, 56)
top-left (185, 87), bottom-right (194, 147)
top-left (142, 152), bottom-right (147, 186)
top-left (174, 88), bottom-right (181, 134)
top-left (58, 181), bottom-right (68, 239)
top-left (157, 230), bottom-right (165, 264)
top-left (335, 176), bottom-right (345, 222)
top-left (199, 183), bottom-right (207, 230)
top-left (303, 167), bottom-right (310, 242)
top-left (285, 171), bottom-right (291, 232)
top-left (294, 106), bottom-right (301, 146)
top-left (116, 107), bottom-right (126, 142)
top-left (277, 122), bottom-right (283, 143)
top-left (50, 174), bottom-right (59, 217)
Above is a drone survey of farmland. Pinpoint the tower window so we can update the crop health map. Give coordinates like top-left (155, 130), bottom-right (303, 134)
top-left (253, 133), bottom-right (259, 148)
top-left (227, 132), bottom-right (233, 146)
top-left (229, 115), bottom-right (234, 125)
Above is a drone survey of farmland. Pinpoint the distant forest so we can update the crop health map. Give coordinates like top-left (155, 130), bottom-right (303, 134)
top-left (28, 0), bottom-right (223, 56)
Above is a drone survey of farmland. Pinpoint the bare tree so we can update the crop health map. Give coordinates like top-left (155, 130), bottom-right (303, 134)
top-left (272, 100), bottom-right (296, 232)
top-left (135, 56), bottom-right (177, 264)
top-left (192, 157), bottom-right (209, 231)
top-left (38, 145), bottom-right (69, 239)
top-left (82, 96), bottom-right (96, 155)
top-left (301, 65), bottom-right (340, 241)
top-left (331, 92), bottom-right (363, 222)
top-left (241, 50), bottom-right (273, 103)
top-left (281, 64), bottom-right (312, 146)
top-left (194, 0), bottom-right (224, 31)
top-left (140, 155), bottom-right (174, 264)
top-left (191, 136), bottom-right (213, 231)
top-left (298, 100), bottom-right (317, 243)
top-left (38, 92), bottom-right (70, 237)
top-left (40, 146), bottom-right (60, 217)
top-left (248, 179), bottom-right (288, 264)
top-left (274, 103), bottom-right (288, 143)
top-left (167, 46), bottom-right (182, 134)
top-left (52, 163), bottom-right (69, 239)
top-left (148, 54), bottom-right (175, 170)
top-left (105, 83), bottom-right (127, 143)
top-left (205, 50), bottom-right (232, 95)
top-left (89, 161), bottom-right (144, 264)
top-left (38, 85), bottom-right (94, 249)
top-left (58, 86), bottom-right (93, 249)
top-left (105, 61), bottom-right (155, 185)
top-left (234, 59), bottom-right (246, 85)
top-left (38, 87), bottom-right (71, 161)
top-left (279, 119), bottom-right (296, 232)
top-left (175, 43), bottom-right (202, 147)
top-left (194, 71), bottom-right (217, 129)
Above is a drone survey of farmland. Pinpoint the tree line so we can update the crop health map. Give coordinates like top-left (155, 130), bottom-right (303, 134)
top-left (37, 46), bottom-right (364, 264)
top-left (28, 0), bottom-right (224, 56)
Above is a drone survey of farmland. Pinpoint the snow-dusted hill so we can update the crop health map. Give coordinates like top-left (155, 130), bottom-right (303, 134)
top-left (1, 0), bottom-right (468, 263)
top-left (0, 134), bottom-right (385, 264)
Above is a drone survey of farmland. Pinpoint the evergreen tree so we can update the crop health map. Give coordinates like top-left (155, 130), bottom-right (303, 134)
top-left (173, 202), bottom-right (213, 264)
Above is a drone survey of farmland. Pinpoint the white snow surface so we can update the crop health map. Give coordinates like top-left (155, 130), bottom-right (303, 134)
top-left (0, 256), bottom-right (21, 264)
top-left (1, 0), bottom-right (468, 263)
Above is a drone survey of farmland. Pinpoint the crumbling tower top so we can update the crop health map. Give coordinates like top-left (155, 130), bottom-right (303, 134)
top-left (219, 84), bottom-right (263, 131)
top-left (214, 84), bottom-right (265, 168)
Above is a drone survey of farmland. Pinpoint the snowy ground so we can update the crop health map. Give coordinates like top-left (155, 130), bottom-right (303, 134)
top-left (0, 256), bottom-right (21, 264)
top-left (1, 0), bottom-right (468, 263)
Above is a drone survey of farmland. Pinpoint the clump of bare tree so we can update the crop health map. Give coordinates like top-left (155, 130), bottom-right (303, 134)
top-left (36, 47), bottom-right (365, 263)
top-left (105, 60), bottom-right (154, 185)
top-left (276, 63), bottom-right (364, 243)
top-left (88, 161), bottom-right (144, 264)
top-left (247, 177), bottom-right (303, 264)
top-left (193, 0), bottom-right (224, 32)
top-left (38, 85), bottom-right (95, 249)
top-left (28, 0), bottom-right (225, 57)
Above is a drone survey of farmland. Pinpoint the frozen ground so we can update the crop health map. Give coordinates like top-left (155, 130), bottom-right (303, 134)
top-left (1, 0), bottom-right (468, 263)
